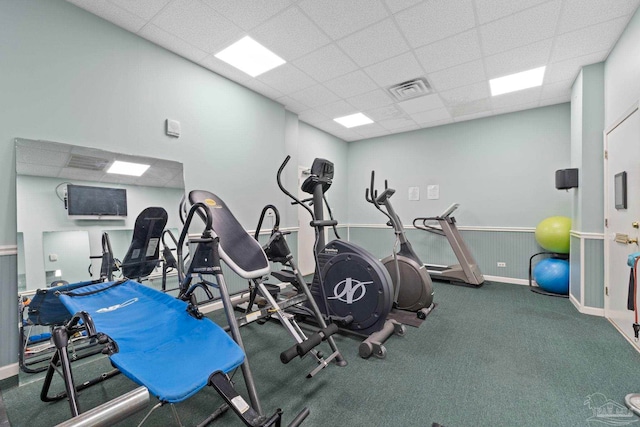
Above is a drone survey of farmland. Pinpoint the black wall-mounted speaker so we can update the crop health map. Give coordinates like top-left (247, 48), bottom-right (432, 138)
top-left (555, 168), bottom-right (579, 190)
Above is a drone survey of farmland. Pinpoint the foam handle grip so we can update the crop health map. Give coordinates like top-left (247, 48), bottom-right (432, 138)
top-left (296, 323), bottom-right (340, 356)
top-left (280, 344), bottom-right (299, 364)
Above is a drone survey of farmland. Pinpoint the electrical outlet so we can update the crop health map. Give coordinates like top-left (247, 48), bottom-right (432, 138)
top-left (497, 262), bottom-right (506, 268)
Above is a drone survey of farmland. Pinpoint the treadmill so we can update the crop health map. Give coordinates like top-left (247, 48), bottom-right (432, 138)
top-left (413, 203), bottom-right (485, 287)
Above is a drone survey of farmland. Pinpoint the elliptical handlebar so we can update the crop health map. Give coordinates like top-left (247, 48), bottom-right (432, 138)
top-left (412, 217), bottom-right (445, 236)
top-left (254, 204), bottom-right (280, 240)
top-left (366, 170), bottom-right (394, 226)
top-left (277, 155), bottom-right (315, 221)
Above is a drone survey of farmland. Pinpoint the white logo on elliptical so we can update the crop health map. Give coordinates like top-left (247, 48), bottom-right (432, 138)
top-left (328, 278), bottom-right (373, 304)
top-left (96, 298), bottom-right (138, 313)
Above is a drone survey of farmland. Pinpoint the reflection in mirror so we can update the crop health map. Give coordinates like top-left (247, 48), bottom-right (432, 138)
top-left (16, 138), bottom-right (185, 293)
top-left (42, 230), bottom-right (90, 286)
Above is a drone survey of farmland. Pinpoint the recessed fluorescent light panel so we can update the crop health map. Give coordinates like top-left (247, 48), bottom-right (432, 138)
top-left (334, 113), bottom-right (374, 128)
top-left (215, 36), bottom-right (285, 77)
top-left (107, 161), bottom-right (150, 177)
top-left (490, 66), bottom-right (546, 96)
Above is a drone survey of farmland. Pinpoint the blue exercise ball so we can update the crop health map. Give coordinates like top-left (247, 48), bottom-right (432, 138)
top-left (533, 258), bottom-right (569, 295)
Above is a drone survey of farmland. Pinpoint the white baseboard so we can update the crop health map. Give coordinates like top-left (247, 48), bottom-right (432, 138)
top-left (484, 275), bottom-right (529, 286)
top-left (0, 363), bottom-right (18, 381)
top-left (569, 293), bottom-right (604, 317)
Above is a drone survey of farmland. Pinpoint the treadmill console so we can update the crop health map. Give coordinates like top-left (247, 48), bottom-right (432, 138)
top-left (439, 203), bottom-right (459, 218)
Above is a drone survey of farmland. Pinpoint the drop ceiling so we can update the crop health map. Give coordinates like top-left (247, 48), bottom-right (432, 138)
top-left (66, 0), bottom-right (640, 141)
top-left (16, 139), bottom-right (185, 189)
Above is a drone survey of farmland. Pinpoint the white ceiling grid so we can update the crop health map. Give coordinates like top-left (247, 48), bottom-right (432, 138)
top-left (65, 0), bottom-right (640, 141)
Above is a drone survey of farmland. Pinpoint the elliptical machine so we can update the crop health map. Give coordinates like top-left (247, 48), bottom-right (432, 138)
top-left (277, 156), bottom-right (404, 359)
top-left (365, 172), bottom-right (434, 319)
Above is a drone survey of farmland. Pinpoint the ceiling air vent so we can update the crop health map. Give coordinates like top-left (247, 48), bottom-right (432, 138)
top-left (66, 154), bottom-right (110, 171)
top-left (387, 77), bottom-right (432, 101)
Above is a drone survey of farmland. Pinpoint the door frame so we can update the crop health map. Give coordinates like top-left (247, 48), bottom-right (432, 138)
top-left (603, 101), bottom-right (639, 324)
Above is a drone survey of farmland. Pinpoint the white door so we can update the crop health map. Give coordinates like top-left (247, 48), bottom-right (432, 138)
top-left (604, 104), bottom-right (640, 347)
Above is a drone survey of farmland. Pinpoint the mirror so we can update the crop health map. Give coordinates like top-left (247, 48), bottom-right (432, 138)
top-left (16, 138), bottom-right (185, 293)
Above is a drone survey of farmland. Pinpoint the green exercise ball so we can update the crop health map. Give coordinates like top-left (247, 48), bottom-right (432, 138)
top-left (535, 216), bottom-right (571, 254)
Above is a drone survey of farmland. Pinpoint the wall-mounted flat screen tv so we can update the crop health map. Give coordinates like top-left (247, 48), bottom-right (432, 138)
top-left (66, 184), bottom-right (127, 219)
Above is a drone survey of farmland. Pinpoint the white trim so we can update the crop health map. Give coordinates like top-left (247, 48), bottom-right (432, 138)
top-left (570, 231), bottom-right (604, 239)
top-left (605, 101), bottom-right (639, 135)
top-left (484, 275), bottom-right (529, 286)
top-left (0, 363), bottom-right (19, 381)
top-left (349, 224), bottom-right (536, 233)
top-left (570, 293), bottom-right (605, 317)
top-left (0, 245), bottom-right (17, 256)
top-left (608, 318), bottom-right (640, 354)
top-left (580, 234), bottom-right (586, 307)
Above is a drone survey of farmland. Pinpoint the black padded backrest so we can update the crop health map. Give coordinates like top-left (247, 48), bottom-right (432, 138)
top-left (188, 190), bottom-right (269, 279)
top-left (122, 207), bottom-right (168, 279)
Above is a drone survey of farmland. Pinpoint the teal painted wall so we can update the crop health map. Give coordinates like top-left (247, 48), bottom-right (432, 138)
top-left (348, 226), bottom-right (540, 281)
top-left (0, 0), bottom-right (345, 371)
top-left (570, 235), bottom-right (582, 302)
top-left (346, 104), bottom-right (572, 228)
top-left (584, 239), bottom-right (605, 309)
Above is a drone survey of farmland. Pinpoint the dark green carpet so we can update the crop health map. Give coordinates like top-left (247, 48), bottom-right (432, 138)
top-left (4, 282), bottom-right (640, 426)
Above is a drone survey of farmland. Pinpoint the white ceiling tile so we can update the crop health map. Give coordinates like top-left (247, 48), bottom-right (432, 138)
top-left (427, 60), bottom-right (486, 91)
top-left (491, 87), bottom-right (541, 109)
top-left (332, 130), bottom-right (362, 141)
top-left (151, 0), bottom-right (243, 53)
top-left (484, 39), bottom-right (553, 79)
top-left (420, 118), bottom-right (454, 128)
top-left (363, 52), bottom-right (424, 87)
top-left (540, 79), bottom-right (573, 100)
top-left (410, 107), bottom-right (452, 124)
top-left (315, 100), bottom-right (359, 118)
top-left (256, 63), bottom-right (316, 94)
top-left (199, 56), bottom-right (253, 84)
top-left (453, 110), bottom-right (493, 122)
top-left (449, 98), bottom-right (492, 117)
top-left (384, 0), bottom-right (422, 13)
top-left (551, 17), bottom-right (629, 62)
top-left (138, 24), bottom-right (209, 62)
top-left (18, 164), bottom-right (64, 178)
top-left (415, 30), bottom-right (482, 73)
top-left (354, 123), bottom-right (390, 138)
top-left (276, 95), bottom-right (310, 113)
top-left (545, 51), bottom-right (607, 84)
top-left (59, 168), bottom-right (109, 182)
top-left (394, 0), bottom-right (476, 48)
top-left (364, 105), bottom-right (407, 121)
top-left (293, 44), bottom-right (358, 83)
top-left (240, 79), bottom-right (285, 100)
top-left (298, 109), bottom-right (331, 125)
top-left (337, 19), bottom-right (410, 67)
top-left (346, 89), bottom-right (395, 110)
top-left (479, 0), bottom-right (561, 56)
top-left (397, 94), bottom-right (446, 114)
top-left (474, 0), bottom-right (550, 24)
top-left (557, 0), bottom-right (640, 35)
top-left (298, 0), bottom-right (388, 39)
top-left (252, 7), bottom-right (330, 60)
top-left (67, 0), bottom-right (147, 32)
top-left (324, 70), bottom-right (379, 99)
top-left (108, 0), bottom-right (171, 20)
top-left (315, 120), bottom-right (354, 134)
top-left (493, 101), bottom-right (540, 116)
top-left (287, 85), bottom-right (341, 108)
top-left (201, 0), bottom-right (293, 30)
top-left (379, 117), bottom-right (418, 130)
top-left (439, 82), bottom-right (490, 106)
